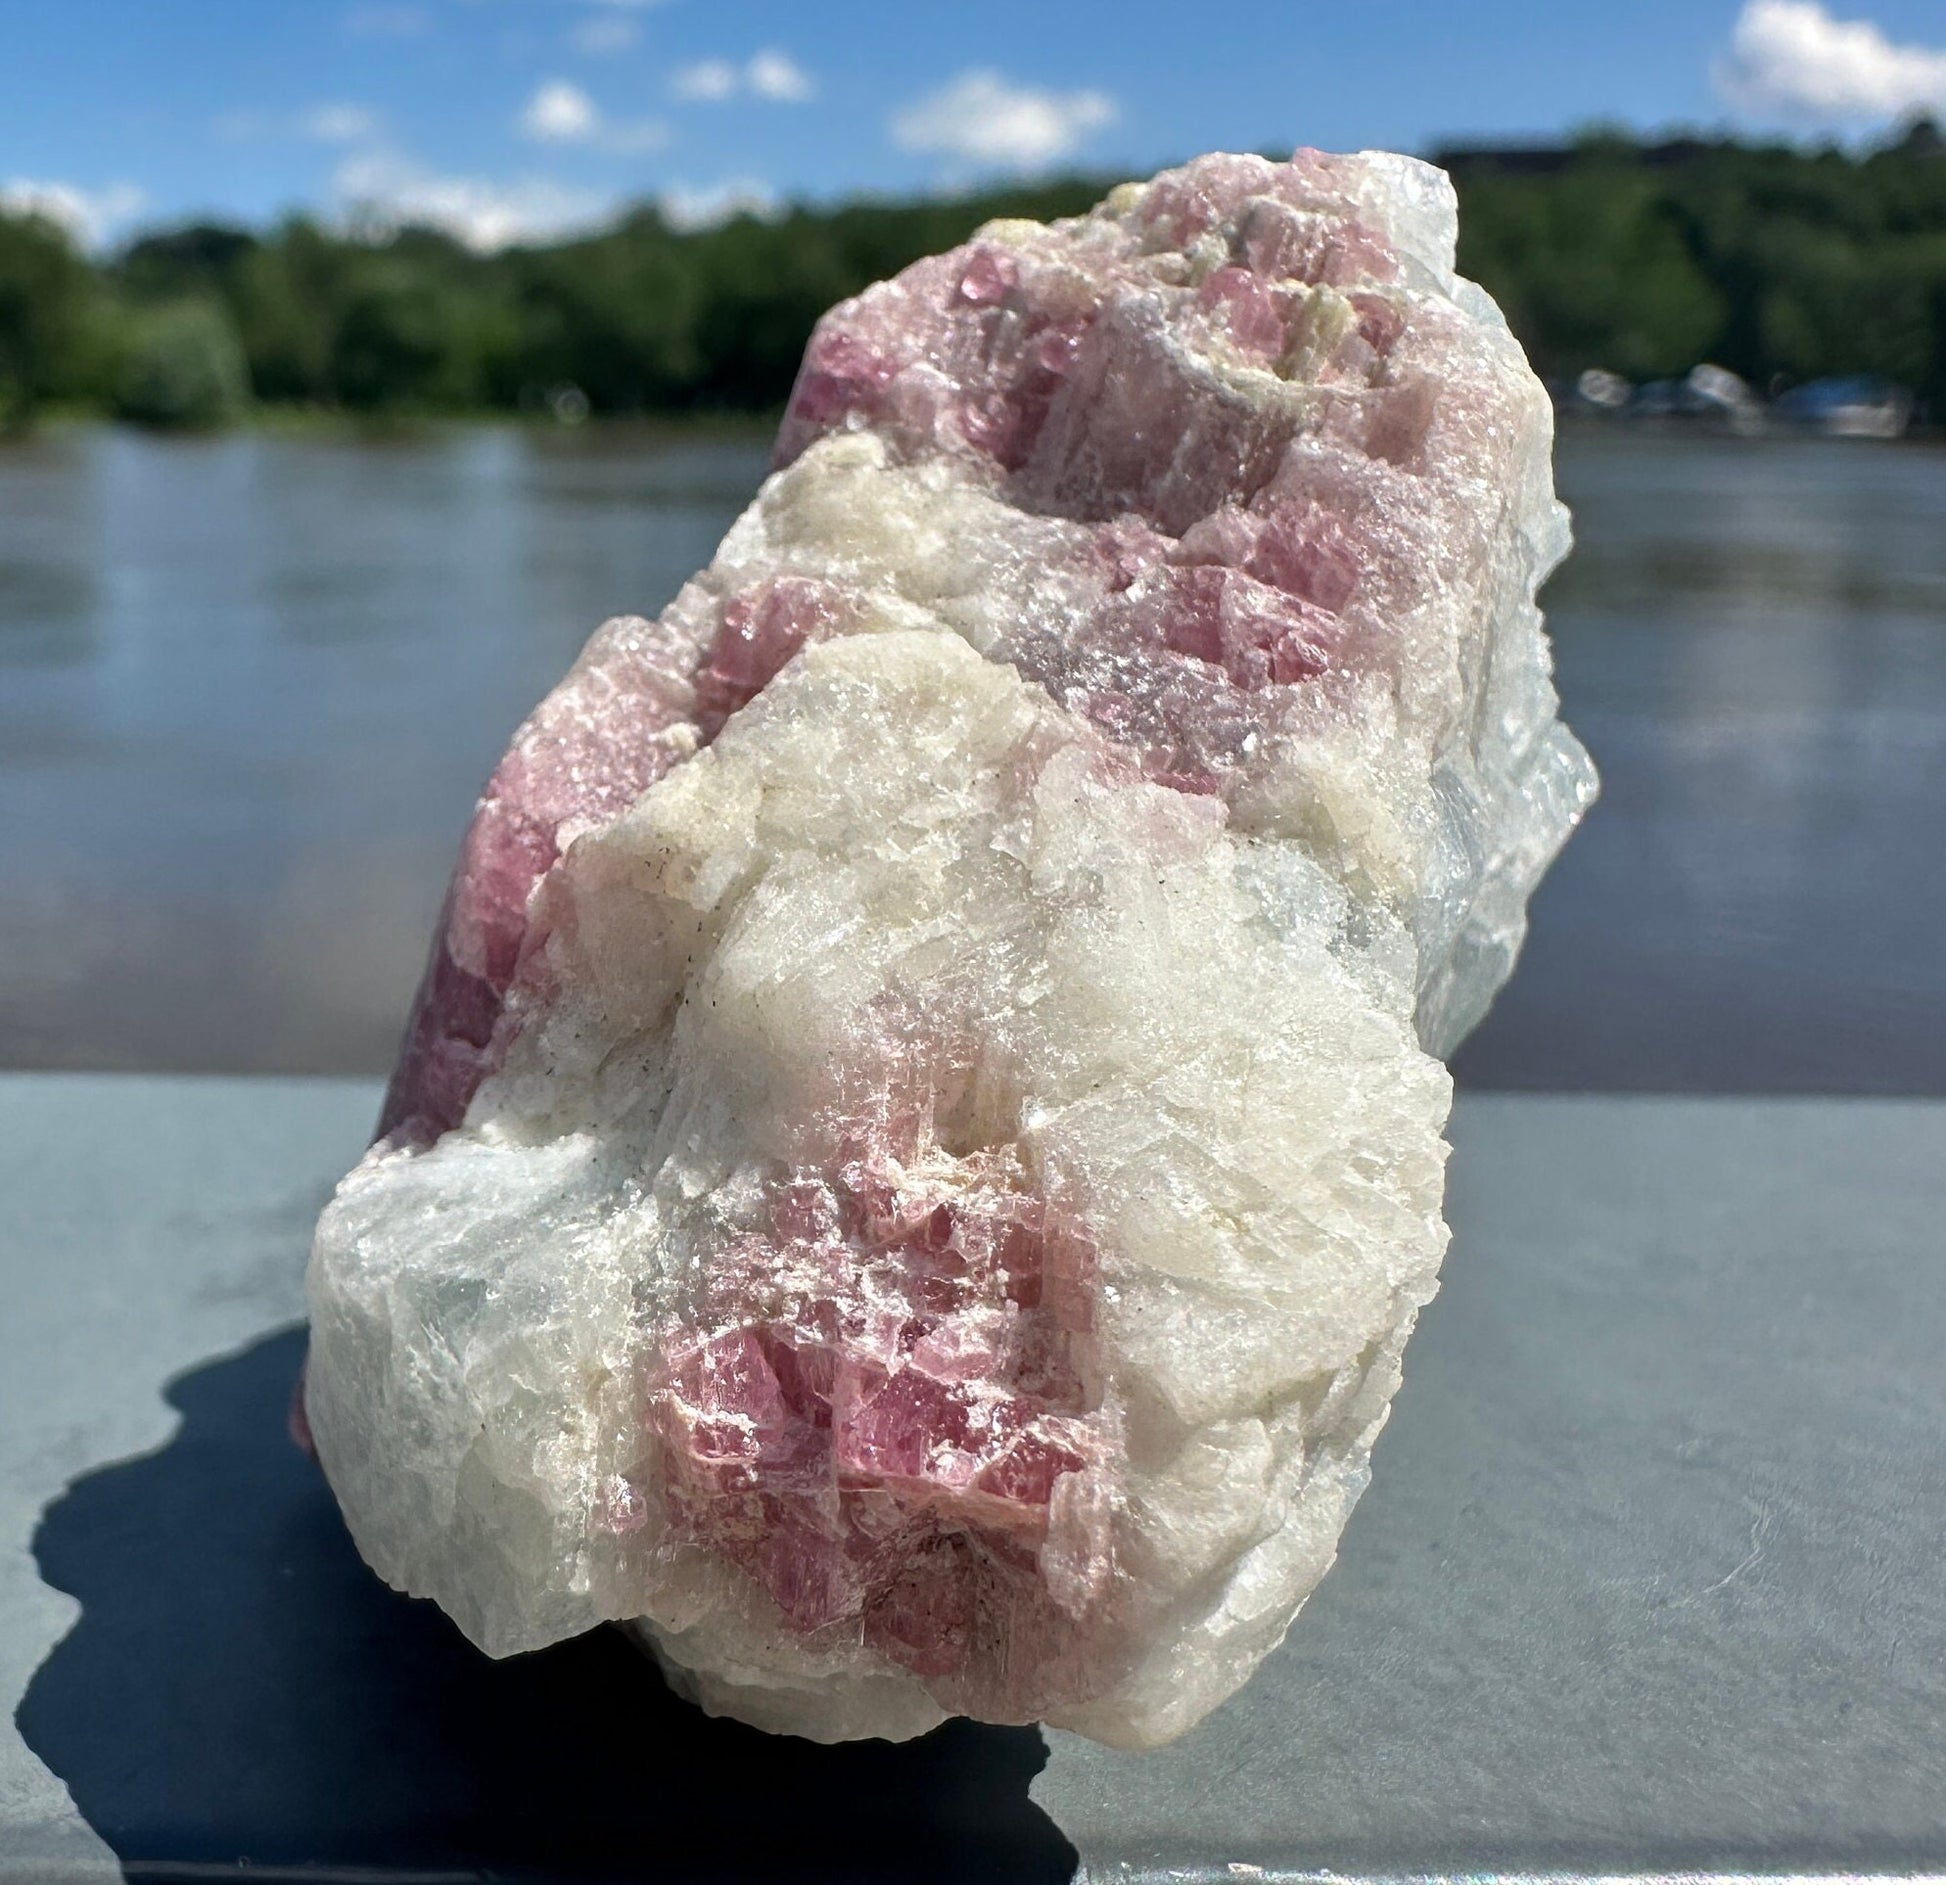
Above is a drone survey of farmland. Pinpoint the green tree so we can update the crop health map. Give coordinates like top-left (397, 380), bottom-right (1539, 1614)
top-left (0, 211), bottom-right (103, 427)
top-left (509, 214), bottom-right (703, 411)
top-left (116, 223), bottom-right (259, 305)
top-left (1457, 165), bottom-right (1727, 380)
top-left (5, 140), bottom-right (1944, 426)
top-left (227, 234), bottom-right (335, 403)
top-left (330, 260), bottom-right (456, 408)
top-left (113, 297), bottom-right (251, 428)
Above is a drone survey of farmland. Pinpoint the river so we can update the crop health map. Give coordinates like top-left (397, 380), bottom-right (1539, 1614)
top-left (2, 421), bottom-right (1940, 1093)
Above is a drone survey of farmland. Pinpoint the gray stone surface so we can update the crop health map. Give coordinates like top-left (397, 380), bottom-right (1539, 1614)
top-left (1039, 1097), bottom-right (1946, 1880)
top-left (2, 1078), bottom-right (1942, 1880)
top-left (0, 1075), bottom-right (377, 1882)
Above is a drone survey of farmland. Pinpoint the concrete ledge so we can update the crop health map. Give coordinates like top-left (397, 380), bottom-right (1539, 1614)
top-left (1, 1079), bottom-right (1940, 1881)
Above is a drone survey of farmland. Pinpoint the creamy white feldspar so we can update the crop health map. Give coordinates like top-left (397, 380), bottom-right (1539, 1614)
top-left (307, 147), bottom-right (1595, 1748)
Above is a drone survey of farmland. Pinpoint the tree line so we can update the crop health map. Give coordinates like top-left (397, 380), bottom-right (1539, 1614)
top-left (2, 126), bottom-right (1941, 430)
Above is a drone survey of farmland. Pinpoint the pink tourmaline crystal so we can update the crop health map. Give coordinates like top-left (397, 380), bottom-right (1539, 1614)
top-left (307, 149), bottom-right (1595, 1748)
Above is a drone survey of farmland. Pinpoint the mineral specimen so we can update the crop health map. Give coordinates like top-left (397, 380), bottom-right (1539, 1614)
top-left (305, 148), bottom-right (1596, 1749)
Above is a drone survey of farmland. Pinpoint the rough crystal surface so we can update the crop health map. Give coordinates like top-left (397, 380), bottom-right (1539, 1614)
top-left (307, 148), bottom-right (1596, 1749)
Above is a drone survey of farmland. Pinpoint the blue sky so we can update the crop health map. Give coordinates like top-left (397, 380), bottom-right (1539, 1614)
top-left (4, 0), bottom-right (1945, 249)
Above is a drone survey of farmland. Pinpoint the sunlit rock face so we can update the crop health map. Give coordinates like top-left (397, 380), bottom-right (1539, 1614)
top-left (308, 149), bottom-right (1595, 1749)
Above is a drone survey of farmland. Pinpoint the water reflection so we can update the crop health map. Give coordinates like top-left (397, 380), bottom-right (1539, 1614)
top-left (1455, 429), bottom-right (1946, 1093)
top-left (0, 558), bottom-right (98, 667)
top-left (0, 422), bottom-right (1940, 1091)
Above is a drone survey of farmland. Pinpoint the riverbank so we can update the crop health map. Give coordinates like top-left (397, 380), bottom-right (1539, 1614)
top-left (10, 403), bottom-right (1942, 449)
top-left (2, 404), bottom-right (783, 444)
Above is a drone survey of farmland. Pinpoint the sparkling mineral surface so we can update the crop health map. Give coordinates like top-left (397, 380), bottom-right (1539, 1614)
top-left (306, 149), bottom-right (1596, 1748)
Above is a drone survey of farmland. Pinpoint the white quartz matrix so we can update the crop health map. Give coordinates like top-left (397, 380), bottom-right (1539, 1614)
top-left (307, 149), bottom-right (1596, 1748)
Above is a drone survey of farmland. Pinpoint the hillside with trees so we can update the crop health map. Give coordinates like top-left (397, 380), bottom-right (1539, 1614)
top-left (2, 127), bottom-right (1941, 429)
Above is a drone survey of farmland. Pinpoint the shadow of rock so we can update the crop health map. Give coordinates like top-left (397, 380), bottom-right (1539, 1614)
top-left (17, 1326), bottom-right (1077, 1884)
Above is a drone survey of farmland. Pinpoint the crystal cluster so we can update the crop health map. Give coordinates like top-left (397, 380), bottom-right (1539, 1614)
top-left (306, 149), bottom-right (1596, 1748)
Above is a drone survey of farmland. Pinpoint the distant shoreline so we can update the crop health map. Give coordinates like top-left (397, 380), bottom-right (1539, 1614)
top-left (2, 130), bottom-right (1941, 435)
top-left (6, 409), bottom-right (1938, 451)
top-left (2, 406), bottom-right (784, 442)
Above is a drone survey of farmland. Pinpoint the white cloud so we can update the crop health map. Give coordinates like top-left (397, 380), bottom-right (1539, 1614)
top-left (673, 50), bottom-right (814, 105)
top-left (518, 78), bottom-right (667, 152)
top-left (746, 50), bottom-right (814, 103)
top-left (521, 78), bottom-right (601, 142)
top-left (657, 176), bottom-right (776, 231)
top-left (890, 70), bottom-right (1114, 170)
top-left (1715, 0), bottom-right (1946, 125)
top-left (344, 4), bottom-right (430, 36)
top-left (0, 178), bottom-right (146, 250)
top-left (334, 151), bottom-right (619, 251)
top-left (570, 13), bottom-right (639, 54)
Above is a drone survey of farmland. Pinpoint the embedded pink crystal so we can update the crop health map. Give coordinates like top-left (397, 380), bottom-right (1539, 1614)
top-left (309, 150), bottom-right (1595, 1749)
top-left (380, 152), bottom-right (1499, 1148)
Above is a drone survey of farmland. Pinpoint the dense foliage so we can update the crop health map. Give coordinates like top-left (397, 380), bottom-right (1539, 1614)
top-left (1443, 122), bottom-right (1946, 405)
top-left (0, 128), bottom-right (1940, 428)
